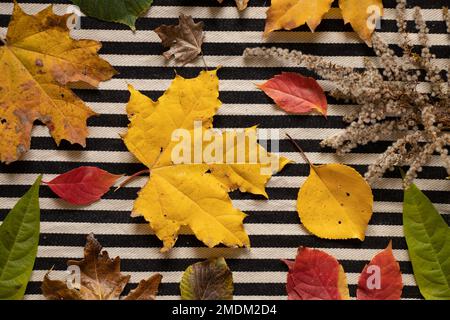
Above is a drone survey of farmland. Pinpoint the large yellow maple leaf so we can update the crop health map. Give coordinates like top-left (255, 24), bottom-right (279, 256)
top-left (264, 0), bottom-right (383, 44)
top-left (0, 2), bottom-right (116, 163)
top-left (124, 69), bottom-right (290, 252)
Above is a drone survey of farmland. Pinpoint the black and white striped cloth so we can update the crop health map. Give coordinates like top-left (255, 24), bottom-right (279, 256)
top-left (0, 0), bottom-right (449, 300)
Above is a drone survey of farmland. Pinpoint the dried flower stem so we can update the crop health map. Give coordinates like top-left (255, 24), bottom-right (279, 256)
top-left (244, 1), bottom-right (450, 187)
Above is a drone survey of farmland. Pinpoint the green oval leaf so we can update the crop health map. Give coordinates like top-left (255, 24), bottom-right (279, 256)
top-left (71, 0), bottom-right (153, 30)
top-left (403, 184), bottom-right (450, 300)
top-left (0, 175), bottom-right (41, 300)
top-left (180, 257), bottom-right (233, 300)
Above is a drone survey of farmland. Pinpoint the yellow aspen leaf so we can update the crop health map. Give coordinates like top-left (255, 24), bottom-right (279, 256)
top-left (124, 69), bottom-right (289, 252)
top-left (339, 0), bottom-right (384, 45)
top-left (0, 2), bottom-right (116, 164)
top-left (297, 164), bottom-right (373, 241)
top-left (264, 0), bottom-right (383, 44)
top-left (264, 0), bottom-right (334, 35)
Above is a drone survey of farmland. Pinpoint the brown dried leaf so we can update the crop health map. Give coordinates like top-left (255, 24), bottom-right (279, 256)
top-left (154, 14), bottom-right (204, 65)
top-left (123, 274), bottom-right (163, 300)
top-left (41, 234), bottom-right (161, 300)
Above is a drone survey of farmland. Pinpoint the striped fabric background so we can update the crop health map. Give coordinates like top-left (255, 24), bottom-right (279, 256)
top-left (0, 0), bottom-right (449, 300)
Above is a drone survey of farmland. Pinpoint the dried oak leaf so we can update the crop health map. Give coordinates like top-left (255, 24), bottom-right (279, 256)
top-left (217, 0), bottom-right (249, 11)
top-left (42, 234), bottom-right (162, 300)
top-left (0, 2), bottom-right (116, 164)
top-left (123, 69), bottom-right (289, 252)
top-left (154, 14), bottom-right (204, 65)
top-left (264, 0), bottom-right (383, 44)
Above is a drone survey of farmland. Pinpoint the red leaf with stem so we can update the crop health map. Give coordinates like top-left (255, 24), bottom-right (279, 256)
top-left (258, 72), bottom-right (327, 115)
top-left (44, 166), bottom-right (121, 205)
top-left (357, 241), bottom-right (403, 300)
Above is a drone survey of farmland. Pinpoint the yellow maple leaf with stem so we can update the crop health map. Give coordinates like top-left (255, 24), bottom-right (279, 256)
top-left (0, 2), bottom-right (116, 163)
top-left (123, 69), bottom-right (290, 252)
top-left (264, 0), bottom-right (384, 45)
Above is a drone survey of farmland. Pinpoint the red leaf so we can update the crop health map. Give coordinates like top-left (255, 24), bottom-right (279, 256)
top-left (44, 167), bottom-right (121, 205)
top-left (257, 72), bottom-right (327, 115)
top-left (357, 241), bottom-right (403, 300)
top-left (283, 247), bottom-right (349, 300)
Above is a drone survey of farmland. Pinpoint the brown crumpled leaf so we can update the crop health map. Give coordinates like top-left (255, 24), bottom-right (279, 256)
top-left (41, 234), bottom-right (162, 300)
top-left (154, 14), bottom-right (205, 65)
top-left (217, 0), bottom-right (249, 11)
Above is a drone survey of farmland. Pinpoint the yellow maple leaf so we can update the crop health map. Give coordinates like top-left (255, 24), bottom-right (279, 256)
top-left (0, 2), bottom-right (116, 163)
top-left (124, 69), bottom-right (289, 252)
top-left (265, 0), bottom-right (334, 35)
top-left (264, 0), bottom-right (383, 44)
top-left (297, 163), bottom-right (373, 241)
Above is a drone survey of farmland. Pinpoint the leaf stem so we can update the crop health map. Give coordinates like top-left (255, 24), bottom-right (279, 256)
top-left (286, 133), bottom-right (319, 174)
top-left (200, 53), bottom-right (208, 71)
top-left (115, 169), bottom-right (150, 191)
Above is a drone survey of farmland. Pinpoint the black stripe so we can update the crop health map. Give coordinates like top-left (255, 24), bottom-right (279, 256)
top-left (1, 162), bottom-right (448, 180)
top-left (23, 282), bottom-right (423, 299)
top-left (0, 210), bottom-right (412, 226)
top-left (33, 233), bottom-right (408, 249)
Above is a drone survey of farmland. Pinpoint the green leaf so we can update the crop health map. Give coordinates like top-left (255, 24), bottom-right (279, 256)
top-left (0, 175), bottom-right (41, 300)
top-left (71, 0), bottom-right (153, 30)
top-left (180, 257), bottom-right (233, 300)
top-left (403, 184), bottom-right (450, 300)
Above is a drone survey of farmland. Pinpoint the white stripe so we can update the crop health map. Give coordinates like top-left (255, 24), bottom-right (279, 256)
top-left (14, 150), bottom-right (449, 167)
top-left (30, 222), bottom-right (405, 237)
top-left (0, 3), bottom-right (445, 21)
top-left (32, 102), bottom-right (358, 117)
top-left (102, 54), bottom-right (450, 70)
top-left (2, 172), bottom-right (448, 191)
top-left (28, 127), bottom-right (360, 140)
top-left (2, 174), bottom-right (449, 192)
top-left (28, 270), bottom-right (417, 286)
top-left (2, 197), bottom-right (447, 214)
top-left (92, 79), bottom-right (436, 94)
top-left (1, 26), bottom-right (447, 46)
top-left (34, 245), bottom-right (412, 262)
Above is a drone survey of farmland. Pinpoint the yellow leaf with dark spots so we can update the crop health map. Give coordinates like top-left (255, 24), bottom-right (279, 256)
top-left (0, 2), bottom-right (116, 163)
top-left (297, 163), bottom-right (373, 240)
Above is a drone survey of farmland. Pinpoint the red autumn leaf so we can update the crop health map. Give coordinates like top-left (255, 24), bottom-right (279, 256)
top-left (357, 241), bottom-right (403, 300)
top-left (257, 72), bottom-right (327, 115)
top-left (283, 247), bottom-right (349, 300)
top-left (44, 167), bottom-right (121, 205)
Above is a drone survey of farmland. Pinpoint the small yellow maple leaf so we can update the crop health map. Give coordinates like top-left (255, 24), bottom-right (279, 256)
top-left (297, 163), bottom-right (373, 241)
top-left (124, 69), bottom-right (289, 252)
top-left (264, 0), bottom-right (383, 44)
top-left (0, 2), bottom-right (116, 163)
top-left (265, 0), bottom-right (334, 35)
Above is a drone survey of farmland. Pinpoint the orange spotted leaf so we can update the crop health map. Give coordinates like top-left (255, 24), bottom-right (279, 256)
top-left (357, 241), bottom-right (403, 300)
top-left (257, 72), bottom-right (327, 115)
